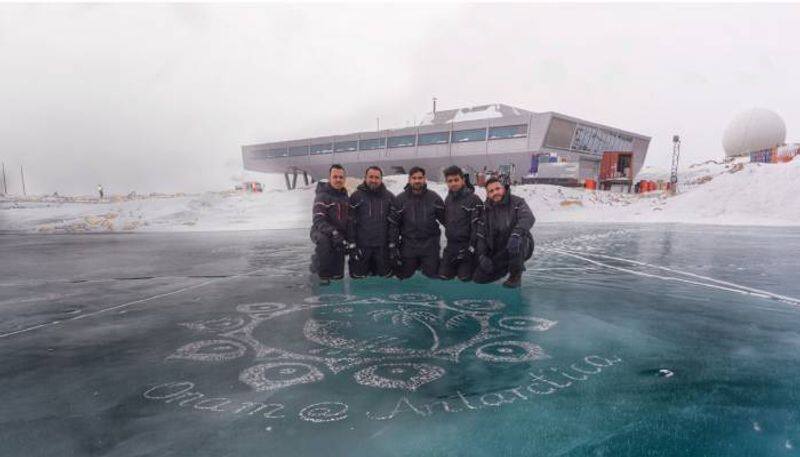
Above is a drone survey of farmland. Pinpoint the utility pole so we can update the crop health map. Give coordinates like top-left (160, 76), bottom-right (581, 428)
top-left (376, 117), bottom-right (380, 132)
top-left (1, 162), bottom-right (6, 195)
top-left (432, 97), bottom-right (437, 114)
top-left (670, 135), bottom-right (680, 195)
top-left (20, 164), bottom-right (27, 196)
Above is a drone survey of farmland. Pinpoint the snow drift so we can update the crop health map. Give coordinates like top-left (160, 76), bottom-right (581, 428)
top-left (1, 158), bottom-right (797, 233)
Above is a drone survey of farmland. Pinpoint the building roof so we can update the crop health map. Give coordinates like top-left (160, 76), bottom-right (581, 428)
top-left (417, 103), bottom-right (533, 126)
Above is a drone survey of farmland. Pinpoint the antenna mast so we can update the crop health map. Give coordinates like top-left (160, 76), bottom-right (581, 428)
top-left (670, 135), bottom-right (681, 195)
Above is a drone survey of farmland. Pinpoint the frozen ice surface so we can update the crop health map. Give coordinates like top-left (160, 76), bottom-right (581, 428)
top-left (1, 224), bottom-right (800, 456)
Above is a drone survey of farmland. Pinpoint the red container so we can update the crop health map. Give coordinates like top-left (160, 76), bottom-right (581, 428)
top-left (600, 151), bottom-right (634, 180)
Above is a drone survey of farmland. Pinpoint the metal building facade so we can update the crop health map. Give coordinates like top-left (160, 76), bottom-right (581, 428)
top-left (241, 104), bottom-right (650, 184)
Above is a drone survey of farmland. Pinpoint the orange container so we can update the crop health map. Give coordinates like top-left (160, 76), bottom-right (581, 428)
top-left (584, 179), bottom-right (597, 190)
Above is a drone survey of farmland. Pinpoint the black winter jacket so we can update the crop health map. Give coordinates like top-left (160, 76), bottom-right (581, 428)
top-left (478, 186), bottom-right (535, 255)
top-left (443, 185), bottom-right (483, 247)
top-left (348, 182), bottom-right (396, 248)
top-left (390, 184), bottom-right (445, 244)
top-left (310, 181), bottom-right (350, 243)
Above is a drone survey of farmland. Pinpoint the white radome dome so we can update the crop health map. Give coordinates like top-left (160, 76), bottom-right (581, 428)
top-left (722, 108), bottom-right (786, 157)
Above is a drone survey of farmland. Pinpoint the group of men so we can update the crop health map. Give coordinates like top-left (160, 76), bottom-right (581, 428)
top-left (309, 163), bottom-right (535, 288)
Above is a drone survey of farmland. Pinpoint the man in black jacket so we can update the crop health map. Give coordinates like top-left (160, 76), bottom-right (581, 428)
top-left (348, 166), bottom-right (396, 278)
top-left (309, 164), bottom-right (352, 285)
top-left (473, 177), bottom-right (535, 288)
top-left (438, 165), bottom-right (483, 281)
top-left (390, 166), bottom-right (445, 279)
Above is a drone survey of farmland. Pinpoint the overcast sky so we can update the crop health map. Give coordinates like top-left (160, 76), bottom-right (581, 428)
top-left (1, 3), bottom-right (798, 195)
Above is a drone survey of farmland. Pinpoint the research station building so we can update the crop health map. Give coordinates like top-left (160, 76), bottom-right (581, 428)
top-left (241, 104), bottom-right (650, 188)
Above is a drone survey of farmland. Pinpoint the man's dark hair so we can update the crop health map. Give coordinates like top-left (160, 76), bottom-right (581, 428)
top-left (485, 177), bottom-right (502, 188)
top-left (329, 164), bottom-right (345, 174)
top-left (409, 166), bottom-right (426, 177)
top-left (443, 165), bottom-right (464, 179)
top-left (365, 166), bottom-right (383, 177)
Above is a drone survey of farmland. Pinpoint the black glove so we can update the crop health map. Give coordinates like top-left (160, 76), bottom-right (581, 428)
top-left (452, 246), bottom-right (475, 264)
top-left (348, 244), bottom-right (364, 261)
top-left (507, 233), bottom-right (522, 255)
top-left (478, 254), bottom-right (493, 272)
top-left (331, 230), bottom-right (346, 251)
top-left (388, 243), bottom-right (402, 266)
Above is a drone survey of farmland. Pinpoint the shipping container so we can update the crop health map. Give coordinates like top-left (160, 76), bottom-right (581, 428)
top-left (750, 148), bottom-right (774, 163)
top-left (600, 151), bottom-right (633, 181)
top-left (774, 143), bottom-right (800, 163)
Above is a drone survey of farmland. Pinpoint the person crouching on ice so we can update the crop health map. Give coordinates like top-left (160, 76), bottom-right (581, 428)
top-left (347, 166), bottom-right (397, 279)
top-left (310, 164), bottom-right (353, 286)
top-left (473, 177), bottom-right (535, 288)
top-left (391, 166), bottom-right (445, 280)
top-left (438, 165), bottom-right (483, 282)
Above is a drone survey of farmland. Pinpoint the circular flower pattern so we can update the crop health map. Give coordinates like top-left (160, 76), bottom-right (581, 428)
top-left (497, 316), bottom-right (557, 332)
top-left (388, 293), bottom-right (437, 302)
top-left (353, 363), bottom-right (445, 391)
top-left (171, 294), bottom-right (557, 395)
top-left (239, 362), bottom-right (324, 391)
top-left (168, 339), bottom-right (247, 362)
top-left (298, 402), bottom-right (349, 422)
top-left (303, 295), bottom-right (356, 304)
top-left (451, 299), bottom-right (505, 312)
top-left (476, 341), bottom-right (547, 363)
top-left (235, 302), bottom-right (286, 318)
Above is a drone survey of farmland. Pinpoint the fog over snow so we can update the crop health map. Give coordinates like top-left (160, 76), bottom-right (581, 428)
top-left (0, 4), bottom-right (799, 196)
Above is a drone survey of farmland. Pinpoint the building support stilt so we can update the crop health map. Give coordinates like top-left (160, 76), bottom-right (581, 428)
top-left (284, 169), bottom-right (305, 190)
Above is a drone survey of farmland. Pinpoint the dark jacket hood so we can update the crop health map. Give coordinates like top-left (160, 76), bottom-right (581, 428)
top-left (487, 184), bottom-right (512, 207)
top-left (448, 184), bottom-right (475, 200)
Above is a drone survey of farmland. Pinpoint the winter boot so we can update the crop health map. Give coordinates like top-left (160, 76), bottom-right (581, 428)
top-left (502, 271), bottom-right (522, 289)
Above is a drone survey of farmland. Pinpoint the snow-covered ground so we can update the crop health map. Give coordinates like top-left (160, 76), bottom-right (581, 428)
top-left (1, 158), bottom-right (798, 233)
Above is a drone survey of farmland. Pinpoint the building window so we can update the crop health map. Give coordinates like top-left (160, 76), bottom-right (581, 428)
top-left (334, 140), bottom-right (358, 153)
top-left (418, 131), bottom-right (450, 145)
top-left (387, 135), bottom-right (416, 148)
top-left (268, 147), bottom-right (288, 158)
top-left (544, 118), bottom-right (577, 149)
top-left (310, 143), bottom-right (334, 155)
top-left (570, 124), bottom-right (633, 155)
top-left (288, 145), bottom-right (309, 157)
top-left (488, 124), bottom-right (527, 140)
top-left (358, 138), bottom-right (386, 151)
top-left (452, 128), bottom-right (487, 143)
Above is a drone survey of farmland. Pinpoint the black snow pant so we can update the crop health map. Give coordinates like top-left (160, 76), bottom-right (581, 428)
top-left (472, 235), bottom-right (534, 284)
top-left (438, 242), bottom-right (475, 281)
top-left (310, 235), bottom-right (345, 280)
top-left (396, 237), bottom-right (440, 280)
top-left (349, 246), bottom-right (392, 278)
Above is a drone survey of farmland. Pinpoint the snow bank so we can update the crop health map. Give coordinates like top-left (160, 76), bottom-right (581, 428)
top-left (1, 158), bottom-right (798, 233)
